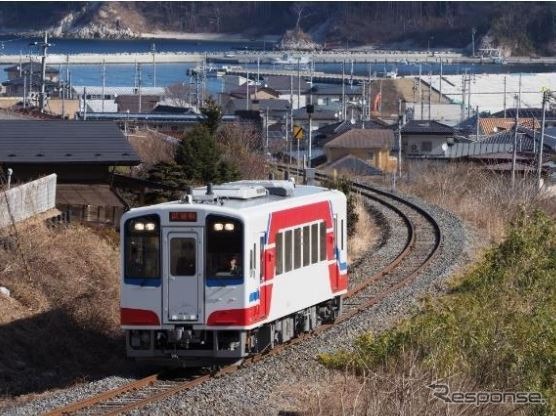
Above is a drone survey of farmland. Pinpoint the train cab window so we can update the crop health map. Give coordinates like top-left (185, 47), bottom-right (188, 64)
top-left (311, 223), bottom-right (319, 264)
top-left (170, 238), bottom-right (196, 276)
top-left (206, 215), bottom-right (243, 284)
top-left (319, 222), bottom-right (327, 261)
top-left (124, 215), bottom-right (160, 280)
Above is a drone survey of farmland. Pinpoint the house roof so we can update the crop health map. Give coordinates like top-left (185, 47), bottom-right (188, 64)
top-left (491, 107), bottom-right (556, 120)
top-left (324, 128), bottom-right (394, 149)
top-left (324, 154), bottom-right (383, 176)
top-left (0, 120), bottom-right (140, 165)
top-left (310, 85), bottom-right (362, 96)
top-left (4, 62), bottom-right (59, 74)
top-left (467, 152), bottom-right (531, 162)
top-left (261, 75), bottom-right (310, 93)
top-left (229, 84), bottom-right (280, 98)
top-left (316, 119), bottom-right (390, 138)
top-left (232, 98), bottom-right (290, 112)
top-left (115, 95), bottom-right (161, 113)
top-left (401, 120), bottom-right (454, 134)
top-left (479, 117), bottom-right (540, 135)
top-left (2, 75), bottom-right (58, 89)
top-left (293, 107), bottom-right (338, 120)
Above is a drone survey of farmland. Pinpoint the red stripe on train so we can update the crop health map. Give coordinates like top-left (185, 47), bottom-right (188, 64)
top-left (208, 284), bottom-right (273, 326)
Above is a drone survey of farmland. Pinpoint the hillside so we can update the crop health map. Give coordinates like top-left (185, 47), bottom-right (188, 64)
top-left (0, 2), bottom-right (555, 55)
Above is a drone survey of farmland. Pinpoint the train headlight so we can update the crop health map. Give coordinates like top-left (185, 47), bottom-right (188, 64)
top-left (133, 222), bottom-right (145, 231)
top-left (145, 222), bottom-right (156, 231)
top-left (224, 223), bottom-right (235, 231)
top-left (213, 223), bottom-right (224, 231)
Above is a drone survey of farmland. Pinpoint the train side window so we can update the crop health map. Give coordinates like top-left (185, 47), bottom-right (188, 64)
top-left (319, 222), bottom-right (326, 261)
top-left (259, 234), bottom-right (265, 280)
top-left (302, 225), bottom-right (310, 267)
top-left (276, 232), bottom-right (283, 275)
top-left (285, 230), bottom-right (293, 272)
top-left (333, 215), bottom-right (337, 253)
top-left (294, 228), bottom-right (302, 269)
top-left (341, 219), bottom-right (345, 251)
top-left (311, 223), bottom-right (319, 264)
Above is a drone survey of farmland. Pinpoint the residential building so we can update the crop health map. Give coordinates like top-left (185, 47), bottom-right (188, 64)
top-left (323, 128), bottom-right (396, 172)
top-left (401, 120), bottom-right (455, 157)
top-left (0, 120), bottom-right (140, 226)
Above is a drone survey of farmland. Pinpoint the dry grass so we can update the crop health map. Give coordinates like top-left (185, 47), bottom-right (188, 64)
top-left (367, 161), bottom-right (554, 242)
top-left (127, 129), bottom-right (177, 172)
top-left (348, 195), bottom-right (378, 263)
top-left (284, 353), bottom-right (528, 416)
top-left (0, 222), bottom-right (128, 398)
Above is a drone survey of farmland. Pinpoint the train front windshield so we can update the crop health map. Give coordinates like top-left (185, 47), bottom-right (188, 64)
top-left (206, 215), bottom-right (243, 284)
top-left (124, 215), bottom-right (160, 281)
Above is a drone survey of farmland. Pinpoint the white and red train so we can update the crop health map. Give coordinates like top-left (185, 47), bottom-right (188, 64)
top-left (120, 180), bottom-right (348, 366)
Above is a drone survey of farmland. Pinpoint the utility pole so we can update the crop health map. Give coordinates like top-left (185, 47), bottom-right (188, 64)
top-left (308, 60), bottom-right (314, 166)
top-left (471, 27), bottom-right (477, 57)
top-left (368, 63), bottom-right (372, 120)
top-left (467, 74), bottom-right (472, 119)
top-left (34, 32), bottom-right (51, 113)
top-left (138, 63), bottom-right (142, 113)
top-left (439, 57), bottom-right (443, 102)
top-left (475, 105), bottom-right (480, 139)
top-left (537, 90), bottom-right (549, 189)
top-left (245, 69), bottom-right (249, 111)
top-left (22, 71), bottom-right (27, 109)
top-left (341, 59), bottom-right (346, 120)
top-left (101, 58), bottom-right (106, 113)
top-left (428, 71), bottom-right (432, 120)
top-left (379, 79), bottom-right (383, 114)
top-left (503, 75), bottom-right (507, 118)
top-left (297, 56), bottom-right (301, 110)
top-left (460, 73), bottom-right (466, 122)
top-left (511, 79), bottom-right (521, 188)
top-left (151, 43), bottom-right (156, 87)
top-left (419, 65), bottom-right (423, 120)
top-left (397, 98), bottom-right (403, 178)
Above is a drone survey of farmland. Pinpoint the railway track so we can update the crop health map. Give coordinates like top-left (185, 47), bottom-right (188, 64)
top-left (44, 169), bottom-right (442, 416)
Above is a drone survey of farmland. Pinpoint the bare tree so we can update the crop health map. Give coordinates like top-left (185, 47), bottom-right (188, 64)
top-left (164, 83), bottom-right (195, 109)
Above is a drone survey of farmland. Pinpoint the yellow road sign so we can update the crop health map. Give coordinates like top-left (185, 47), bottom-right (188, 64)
top-left (293, 125), bottom-right (304, 140)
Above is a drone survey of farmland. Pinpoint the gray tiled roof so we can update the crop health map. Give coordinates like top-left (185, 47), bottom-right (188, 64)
top-left (324, 154), bottom-right (383, 176)
top-left (324, 128), bottom-right (394, 149)
top-left (401, 120), bottom-right (454, 134)
top-left (0, 120), bottom-right (140, 165)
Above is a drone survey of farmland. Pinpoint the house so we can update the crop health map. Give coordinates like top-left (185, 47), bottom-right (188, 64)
top-left (478, 117), bottom-right (541, 135)
top-left (222, 98), bottom-right (290, 125)
top-left (491, 108), bottom-right (556, 129)
top-left (480, 125), bottom-right (556, 154)
top-left (323, 128), bottom-right (396, 172)
top-left (322, 154), bottom-right (383, 176)
top-left (4, 62), bottom-right (59, 82)
top-left (314, 119), bottom-right (391, 146)
top-left (0, 120), bottom-right (140, 226)
top-left (261, 75), bottom-right (309, 109)
top-left (292, 107), bottom-right (340, 130)
top-left (310, 84), bottom-right (362, 107)
top-left (229, 84), bottom-right (280, 100)
top-left (115, 94), bottom-right (161, 113)
top-left (1, 75), bottom-right (59, 98)
top-left (401, 120), bottom-right (455, 157)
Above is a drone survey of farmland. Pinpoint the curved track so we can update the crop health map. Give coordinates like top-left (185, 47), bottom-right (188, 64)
top-left (44, 169), bottom-right (443, 416)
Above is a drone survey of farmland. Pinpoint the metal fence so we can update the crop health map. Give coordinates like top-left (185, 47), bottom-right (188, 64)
top-left (0, 174), bottom-right (57, 228)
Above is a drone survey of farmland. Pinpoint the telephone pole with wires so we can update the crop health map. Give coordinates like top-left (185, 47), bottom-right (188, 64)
top-left (32, 32), bottom-right (52, 113)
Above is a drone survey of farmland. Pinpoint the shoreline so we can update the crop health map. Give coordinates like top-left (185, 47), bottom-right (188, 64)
top-left (139, 32), bottom-right (281, 43)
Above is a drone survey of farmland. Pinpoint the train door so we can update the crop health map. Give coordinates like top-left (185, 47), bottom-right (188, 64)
top-left (164, 230), bottom-right (203, 323)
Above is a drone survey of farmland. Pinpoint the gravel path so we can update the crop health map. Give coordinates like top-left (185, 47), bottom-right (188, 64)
top-left (2, 190), bottom-right (472, 416)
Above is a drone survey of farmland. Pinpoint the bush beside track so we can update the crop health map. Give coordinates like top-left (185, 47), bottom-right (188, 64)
top-left (319, 210), bottom-right (556, 415)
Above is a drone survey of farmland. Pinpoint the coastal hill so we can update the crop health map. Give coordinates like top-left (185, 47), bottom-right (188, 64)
top-left (0, 2), bottom-right (555, 55)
